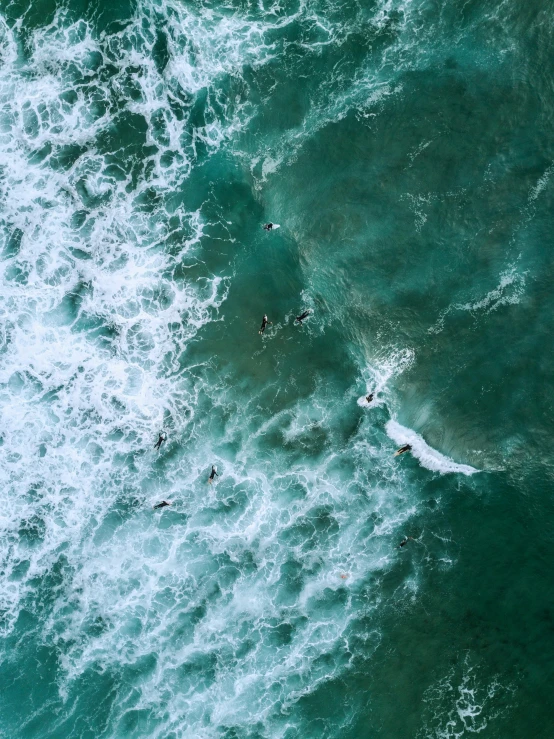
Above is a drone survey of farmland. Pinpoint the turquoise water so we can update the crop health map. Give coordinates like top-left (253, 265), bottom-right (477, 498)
top-left (1, 0), bottom-right (553, 736)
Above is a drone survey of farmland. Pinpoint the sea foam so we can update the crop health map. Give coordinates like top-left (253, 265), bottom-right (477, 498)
top-left (357, 347), bottom-right (414, 409)
top-left (386, 420), bottom-right (479, 476)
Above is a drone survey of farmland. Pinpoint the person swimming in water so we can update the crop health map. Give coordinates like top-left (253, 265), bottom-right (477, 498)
top-left (296, 310), bottom-right (310, 324)
top-left (208, 465), bottom-right (218, 484)
top-left (263, 223), bottom-right (273, 231)
top-left (395, 444), bottom-right (412, 456)
top-left (366, 393), bottom-right (374, 403)
top-left (259, 314), bottom-right (271, 334)
top-left (399, 536), bottom-right (414, 548)
top-left (153, 500), bottom-right (171, 509)
top-left (154, 432), bottom-right (166, 450)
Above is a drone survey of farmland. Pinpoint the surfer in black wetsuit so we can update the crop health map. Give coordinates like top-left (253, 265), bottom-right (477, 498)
top-left (153, 500), bottom-right (171, 509)
top-left (296, 310), bottom-right (310, 324)
top-left (395, 444), bottom-right (412, 456)
top-left (259, 314), bottom-right (271, 334)
top-left (399, 536), bottom-right (414, 548)
top-left (154, 432), bottom-right (166, 450)
top-left (366, 393), bottom-right (374, 403)
top-left (208, 465), bottom-right (218, 484)
top-left (263, 223), bottom-right (273, 231)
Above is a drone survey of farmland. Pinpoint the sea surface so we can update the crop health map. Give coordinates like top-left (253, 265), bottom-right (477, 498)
top-left (0, 0), bottom-right (553, 736)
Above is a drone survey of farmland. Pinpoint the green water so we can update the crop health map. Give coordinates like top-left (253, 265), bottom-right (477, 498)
top-left (0, 0), bottom-right (553, 736)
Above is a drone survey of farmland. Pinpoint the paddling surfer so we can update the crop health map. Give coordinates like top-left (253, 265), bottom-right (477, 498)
top-left (153, 500), bottom-right (171, 509)
top-left (208, 465), bottom-right (218, 484)
top-left (399, 536), bottom-right (414, 548)
top-left (395, 444), bottom-right (412, 456)
top-left (296, 310), bottom-right (310, 324)
top-left (154, 432), bottom-right (166, 450)
top-left (259, 314), bottom-right (271, 334)
top-left (263, 223), bottom-right (274, 231)
top-left (366, 393), bottom-right (374, 403)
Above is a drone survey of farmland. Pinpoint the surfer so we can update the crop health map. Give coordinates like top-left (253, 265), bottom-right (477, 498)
top-left (395, 444), bottom-right (412, 456)
top-left (208, 465), bottom-right (218, 484)
top-left (154, 432), bottom-right (166, 450)
top-left (259, 314), bottom-right (271, 334)
top-left (399, 536), bottom-right (414, 548)
top-left (153, 500), bottom-right (171, 509)
top-left (296, 310), bottom-right (310, 324)
top-left (263, 223), bottom-right (274, 231)
top-left (366, 393), bottom-right (374, 403)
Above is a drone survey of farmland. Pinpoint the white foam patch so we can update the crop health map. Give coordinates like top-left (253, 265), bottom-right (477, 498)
top-left (455, 267), bottom-right (525, 314)
top-left (386, 420), bottom-right (479, 475)
top-left (417, 655), bottom-right (516, 739)
top-left (358, 347), bottom-right (414, 409)
top-left (529, 162), bottom-right (554, 203)
top-left (429, 266), bottom-right (525, 334)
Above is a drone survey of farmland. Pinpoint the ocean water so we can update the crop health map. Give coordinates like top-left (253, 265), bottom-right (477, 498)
top-left (0, 0), bottom-right (553, 736)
